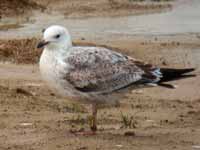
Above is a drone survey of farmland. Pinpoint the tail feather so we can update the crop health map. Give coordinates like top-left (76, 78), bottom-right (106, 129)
top-left (159, 68), bottom-right (196, 83)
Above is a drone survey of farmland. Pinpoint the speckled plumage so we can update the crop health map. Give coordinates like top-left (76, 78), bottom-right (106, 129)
top-left (39, 25), bottom-right (162, 104)
top-left (38, 25), bottom-right (195, 132)
top-left (65, 46), bottom-right (161, 95)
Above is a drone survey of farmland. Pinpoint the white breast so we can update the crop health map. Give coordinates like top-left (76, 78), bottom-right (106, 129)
top-left (40, 49), bottom-right (57, 85)
top-left (39, 49), bottom-right (73, 96)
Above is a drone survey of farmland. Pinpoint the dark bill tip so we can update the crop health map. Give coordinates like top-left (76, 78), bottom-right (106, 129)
top-left (37, 41), bottom-right (49, 49)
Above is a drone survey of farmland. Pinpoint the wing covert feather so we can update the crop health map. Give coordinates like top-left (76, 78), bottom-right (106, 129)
top-left (64, 47), bottom-right (159, 94)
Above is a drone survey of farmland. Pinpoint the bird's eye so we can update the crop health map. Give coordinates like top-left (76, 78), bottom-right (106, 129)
top-left (55, 34), bottom-right (60, 39)
top-left (42, 28), bottom-right (46, 33)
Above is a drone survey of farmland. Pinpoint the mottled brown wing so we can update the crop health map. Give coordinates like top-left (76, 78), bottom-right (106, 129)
top-left (65, 47), bottom-right (160, 94)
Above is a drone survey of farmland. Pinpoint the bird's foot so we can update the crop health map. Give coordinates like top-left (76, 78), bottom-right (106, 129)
top-left (88, 115), bottom-right (97, 132)
top-left (90, 125), bottom-right (97, 132)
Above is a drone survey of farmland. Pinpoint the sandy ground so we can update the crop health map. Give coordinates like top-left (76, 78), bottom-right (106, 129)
top-left (0, 0), bottom-right (200, 150)
top-left (0, 0), bottom-right (44, 18)
top-left (0, 37), bottom-right (200, 150)
top-left (0, 64), bottom-right (200, 150)
top-left (0, 0), bottom-right (172, 18)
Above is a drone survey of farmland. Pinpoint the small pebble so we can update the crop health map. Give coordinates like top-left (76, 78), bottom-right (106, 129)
top-left (192, 145), bottom-right (200, 149)
top-left (116, 144), bottom-right (123, 148)
top-left (20, 123), bottom-right (33, 126)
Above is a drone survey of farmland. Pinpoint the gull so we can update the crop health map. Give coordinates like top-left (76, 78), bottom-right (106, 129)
top-left (37, 25), bottom-right (195, 133)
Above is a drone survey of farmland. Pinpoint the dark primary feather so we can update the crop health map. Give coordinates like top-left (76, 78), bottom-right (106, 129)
top-left (155, 68), bottom-right (196, 89)
top-left (64, 46), bottom-right (160, 94)
top-left (159, 68), bottom-right (195, 83)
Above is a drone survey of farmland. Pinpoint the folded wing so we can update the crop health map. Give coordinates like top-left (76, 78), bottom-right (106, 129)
top-left (65, 47), bottom-right (162, 94)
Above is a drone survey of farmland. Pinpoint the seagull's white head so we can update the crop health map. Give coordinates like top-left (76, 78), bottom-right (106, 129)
top-left (37, 25), bottom-right (72, 50)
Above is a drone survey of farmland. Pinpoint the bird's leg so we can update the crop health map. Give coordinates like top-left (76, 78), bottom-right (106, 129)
top-left (90, 103), bottom-right (98, 132)
top-left (70, 104), bottom-right (98, 135)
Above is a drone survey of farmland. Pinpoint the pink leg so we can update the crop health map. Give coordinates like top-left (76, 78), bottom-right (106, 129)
top-left (90, 103), bottom-right (98, 132)
top-left (70, 104), bottom-right (98, 135)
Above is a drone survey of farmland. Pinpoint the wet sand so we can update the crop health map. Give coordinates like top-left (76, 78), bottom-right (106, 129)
top-left (0, 0), bottom-right (200, 150)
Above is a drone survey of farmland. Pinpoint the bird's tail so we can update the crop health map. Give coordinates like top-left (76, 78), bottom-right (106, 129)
top-left (158, 68), bottom-right (196, 88)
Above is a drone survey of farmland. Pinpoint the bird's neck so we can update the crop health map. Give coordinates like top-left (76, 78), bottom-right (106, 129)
top-left (43, 49), bottom-right (63, 61)
top-left (45, 41), bottom-right (73, 58)
top-left (65, 39), bottom-right (73, 50)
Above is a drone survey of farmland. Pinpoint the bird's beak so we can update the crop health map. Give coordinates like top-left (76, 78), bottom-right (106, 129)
top-left (37, 40), bottom-right (49, 48)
